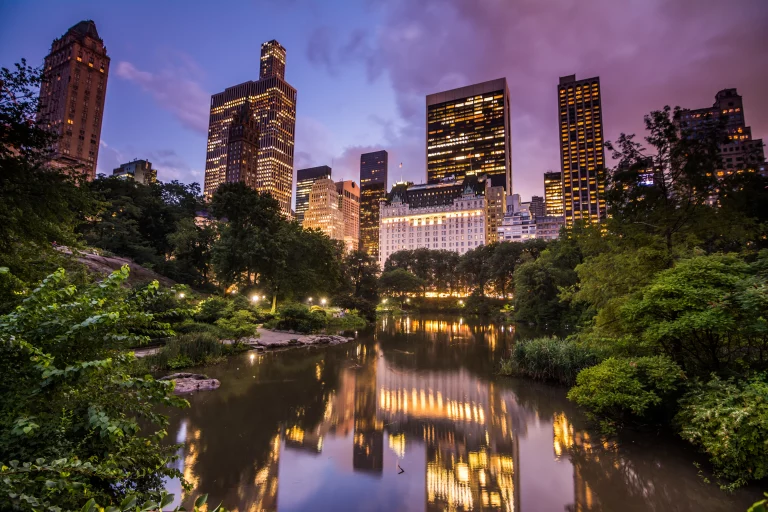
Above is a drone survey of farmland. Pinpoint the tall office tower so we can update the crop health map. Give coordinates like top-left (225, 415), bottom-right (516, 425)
top-left (359, 150), bottom-right (388, 258)
top-left (530, 195), bottom-right (545, 219)
top-left (336, 180), bottom-right (360, 252)
top-left (558, 75), bottom-right (606, 224)
top-left (302, 178), bottom-right (344, 242)
top-left (507, 193), bottom-right (521, 214)
top-left (295, 165), bottom-right (332, 223)
top-left (225, 105), bottom-right (259, 188)
top-left (485, 185), bottom-right (506, 243)
top-left (112, 159), bottom-right (157, 185)
top-left (204, 40), bottom-right (297, 214)
top-left (37, 20), bottom-right (110, 180)
top-left (681, 89), bottom-right (766, 176)
top-left (426, 78), bottom-right (512, 190)
top-left (543, 171), bottom-right (564, 217)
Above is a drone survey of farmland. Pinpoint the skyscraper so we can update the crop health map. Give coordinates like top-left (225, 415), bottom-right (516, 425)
top-left (38, 20), bottom-right (110, 180)
top-left (681, 89), bottom-right (766, 176)
top-left (360, 150), bottom-right (388, 258)
top-left (558, 75), bottom-right (606, 225)
top-left (426, 78), bottom-right (512, 191)
top-left (204, 40), bottom-right (296, 214)
top-left (543, 171), bottom-right (564, 217)
top-left (225, 105), bottom-right (259, 189)
top-left (302, 178), bottom-right (344, 242)
top-left (336, 180), bottom-right (360, 252)
top-left (295, 166), bottom-right (332, 223)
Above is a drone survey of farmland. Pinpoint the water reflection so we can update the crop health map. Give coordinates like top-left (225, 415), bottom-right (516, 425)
top-left (166, 315), bottom-right (761, 512)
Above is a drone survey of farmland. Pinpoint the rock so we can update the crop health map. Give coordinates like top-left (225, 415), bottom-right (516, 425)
top-left (159, 373), bottom-right (221, 394)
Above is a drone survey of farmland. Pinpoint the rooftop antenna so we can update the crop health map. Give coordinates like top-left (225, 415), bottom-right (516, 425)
top-left (399, 162), bottom-right (403, 182)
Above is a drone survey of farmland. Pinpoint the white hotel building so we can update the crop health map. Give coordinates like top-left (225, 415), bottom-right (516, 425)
top-left (378, 176), bottom-right (492, 267)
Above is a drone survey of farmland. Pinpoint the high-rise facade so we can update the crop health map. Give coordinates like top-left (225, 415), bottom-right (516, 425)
top-left (336, 180), bottom-right (361, 252)
top-left (303, 178), bottom-right (344, 242)
top-left (295, 165), bottom-right (332, 223)
top-left (38, 20), bottom-right (110, 180)
top-left (543, 171), bottom-right (564, 217)
top-left (426, 78), bottom-right (512, 191)
top-left (360, 150), bottom-right (388, 258)
top-left (485, 186), bottom-right (506, 243)
top-left (558, 75), bottom-right (606, 225)
top-left (112, 159), bottom-right (157, 185)
top-left (681, 88), bottom-right (766, 177)
top-left (204, 40), bottom-right (296, 214)
top-left (530, 196), bottom-right (545, 219)
top-left (225, 105), bottom-right (259, 189)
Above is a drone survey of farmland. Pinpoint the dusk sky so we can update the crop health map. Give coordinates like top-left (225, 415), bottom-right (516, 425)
top-left (2, 0), bottom-right (767, 202)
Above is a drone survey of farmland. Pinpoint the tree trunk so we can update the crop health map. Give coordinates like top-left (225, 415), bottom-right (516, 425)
top-left (271, 293), bottom-right (277, 314)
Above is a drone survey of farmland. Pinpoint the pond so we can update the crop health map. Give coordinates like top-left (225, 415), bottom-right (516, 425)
top-left (165, 315), bottom-right (762, 511)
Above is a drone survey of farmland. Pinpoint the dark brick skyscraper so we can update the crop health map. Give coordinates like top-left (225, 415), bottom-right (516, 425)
top-left (359, 150), bottom-right (388, 258)
top-left (38, 20), bottom-right (110, 180)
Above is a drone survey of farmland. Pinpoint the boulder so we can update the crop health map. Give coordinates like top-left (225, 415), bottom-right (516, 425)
top-left (159, 373), bottom-right (221, 394)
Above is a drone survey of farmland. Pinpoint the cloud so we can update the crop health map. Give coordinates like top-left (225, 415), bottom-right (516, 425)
top-left (305, 0), bottom-right (768, 200)
top-left (116, 58), bottom-right (209, 134)
top-left (96, 141), bottom-right (199, 183)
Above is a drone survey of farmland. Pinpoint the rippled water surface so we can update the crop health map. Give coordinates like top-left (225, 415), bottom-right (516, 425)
top-left (165, 315), bottom-right (761, 511)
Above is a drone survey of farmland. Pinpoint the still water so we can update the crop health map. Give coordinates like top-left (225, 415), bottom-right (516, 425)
top-left (165, 315), bottom-right (761, 511)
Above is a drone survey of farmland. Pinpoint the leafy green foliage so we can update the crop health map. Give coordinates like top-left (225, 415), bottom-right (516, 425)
top-left (676, 376), bottom-right (768, 490)
top-left (379, 269), bottom-right (424, 302)
top-left (264, 303), bottom-right (328, 333)
top-left (139, 332), bottom-right (250, 371)
top-left (621, 252), bottom-right (768, 376)
top-left (567, 356), bottom-right (685, 433)
top-left (194, 296), bottom-right (230, 323)
top-left (214, 309), bottom-right (259, 339)
top-left (500, 337), bottom-right (602, 385)
top-left (0, 267), bottom-right (189, 511)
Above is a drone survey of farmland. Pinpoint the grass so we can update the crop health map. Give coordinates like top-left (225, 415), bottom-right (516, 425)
top-left (138, 332), bottom-right (251, 372)
top-left (499, 336), bottom-right (602, 385)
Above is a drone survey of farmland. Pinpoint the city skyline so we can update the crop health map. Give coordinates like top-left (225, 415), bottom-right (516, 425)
top-left (2, 1), bottom-right (767, 203)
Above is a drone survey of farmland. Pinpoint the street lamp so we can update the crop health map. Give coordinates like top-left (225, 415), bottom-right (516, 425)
top-left (251, 295), bottom-right (259, 302)
top-left (321, 298), bottom-right (327, 306)
top-left (406, 298), bottom-right (410, 303)
top-left (308, 297), bottom-right (313, 304)
top-left (178, 292), bottom-right (185, 299)
top-left (382, 299), bottom-right (388, 305)
top-left (458, 300), bottom-right (464, 305)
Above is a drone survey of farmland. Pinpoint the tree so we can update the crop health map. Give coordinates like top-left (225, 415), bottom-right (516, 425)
top-left (489, 240), bottom-right (548, 299)
top-left (458, 244), bottom-right (496, 296)
top-left (0, 60), bottom-right (97, 299)
top-left (620, 252), bottom-right (768, 376)
top-left (0, 267), bottom-right (189, 510)
top-left (379, 269), bottom-right (424, 304)
top-left (340, 249), bottom-right (379, 301)
top-left (168, 217), bottom-right (215, 289)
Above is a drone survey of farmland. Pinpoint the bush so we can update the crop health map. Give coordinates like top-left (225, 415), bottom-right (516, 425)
top-left (174, 319), bottom-right (227, 337)
top-left (327, 310), bottom-right (368, 331)
top-left (334, 294), bottom-right (377, 321)
top-left (214, 309), bottom-right (259, 339)
top-left (567, 356), bottom-right (684, 433)
top-left (676, 375), bottom-right (768, 489)
top-left (142, 332), bottom-right (249, 371)
top-left (195, 296), bottom-right (229, 323)
top-left (264, 303), bottom-right (328, 333)
top-left (500, 337), bottom-right (602, 385)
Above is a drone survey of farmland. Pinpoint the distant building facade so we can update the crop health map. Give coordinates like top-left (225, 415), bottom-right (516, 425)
top-left (558, 75), bottom-right (606, 225)
top-left (379, 176), bottom-right (489, 267)
top-left (497, 213), bottom-right (564, 242)
top-left (530, 196), bottom-right (545, 219)
top-left (426, 79), bottom-right (512, 191)
top-left (681, 88), bottom-right (766, 177)
top-left (360, 150), bottom-right (388, 258)
top-left (485, 185), bottom-right (506, 243)
top-left (535, 216), bottom-right (565, 240)
top-left (336, 180), bottom-right (360, 252)
top-left (295, 165), bottom-right (332, 223)
top-left (204, 40), bottom-right (296, 214)
top-left (112, 159), bottom-right (157, 185)
top-left (38, 20), bottom-right (110, 180)
top-left (225, 105), bottom-right (259, 188)
top-left (543, 171), bottom-right (564, 217)
top-left (303, 178), bottom-right (344, 241)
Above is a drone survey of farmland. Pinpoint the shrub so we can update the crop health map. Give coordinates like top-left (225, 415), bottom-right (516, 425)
top-left (500, 337), bottom-right (602, 385)
top-left (334, 294), bottom-right (377, 321)
top-left (264, 303), bottom-right (328, 333)
top-left (142, 332), bottom-right (249, 371)
top-left (195, 296), bottom-right (229, 323)
top-left (327, 310), bottom-right (368, 332)
top-left (174, 319), bottom-right (227, 337)
top-left (567, 356), bottom-right (685, 433)
top-left (214, 309), bottom-right (259, 339)
top-left (676, 375), bottom-right (768, 490)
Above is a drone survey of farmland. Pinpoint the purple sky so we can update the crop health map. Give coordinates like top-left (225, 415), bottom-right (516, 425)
top-left (2, 0), bottom-right (767, 203)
